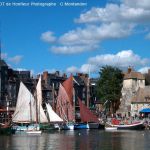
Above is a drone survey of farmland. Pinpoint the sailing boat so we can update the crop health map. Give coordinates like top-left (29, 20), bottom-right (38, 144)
top-left (36, 75), bottom-right (63, 131)
top-left (45, 103), bottom-right (63, 130)
top-left (56, 75), bottom-right (75, 130)
top-left (27, 75), bottom-right (48, 134)
top-left (74, 98), bottom-right (105, 129)
top-left (12, 78), bottom-right (48, 134)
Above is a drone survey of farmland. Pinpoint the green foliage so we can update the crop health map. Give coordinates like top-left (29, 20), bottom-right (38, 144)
top-left (96, 66), bottom-right (123, 104)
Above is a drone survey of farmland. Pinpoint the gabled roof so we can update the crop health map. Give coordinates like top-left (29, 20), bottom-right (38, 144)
top-left (124, 71), bottom-right (145, 80)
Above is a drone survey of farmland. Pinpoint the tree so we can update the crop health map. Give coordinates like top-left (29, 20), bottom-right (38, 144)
top-left (96, 66), bottom-right (123, 113)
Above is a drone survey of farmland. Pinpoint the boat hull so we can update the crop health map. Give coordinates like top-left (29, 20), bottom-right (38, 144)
top-left (60, 123), bottom-right (74, 130)
top-left (74, 122), bottom-right (105, 129)
top-left (88, 122), bottom-right (105, 129)
top-left (74, 123), bottom-right (89, 129)
top-left (12, 124), bottom-right (40, 132)
top-left (116, 122), bottom-right (145, 130)
top-left (40, 123), bottom-right (60, 131)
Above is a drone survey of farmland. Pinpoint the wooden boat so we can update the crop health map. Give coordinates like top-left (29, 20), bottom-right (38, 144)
top-left (74, 98), bottom-right (105, 130)
top-left (106, 119), bottom-right (145, 130)
top-left (12, 76), bottom-right (48, 133)
top-left (60, 122), bottom-right (74, 130)
top-left (74, 123), bottom-right (89, 129)
top-left (115, 122), bottom-right (145, 130)
top-left (40, 103), bottom-right (63, 131)
top-left (56, 75), bottom-right (75, 130)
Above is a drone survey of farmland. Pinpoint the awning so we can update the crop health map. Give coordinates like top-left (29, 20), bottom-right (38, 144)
top-left (139, 108), bottom-right (150, 113)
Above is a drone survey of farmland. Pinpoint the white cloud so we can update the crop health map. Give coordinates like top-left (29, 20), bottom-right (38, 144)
top-left (138, 67), bottom-right (150, 73)
top-left (51, 44), bottom-right (98, 54)
top-left (8, 55), bottom-right (23, 64)
top-left (75, 3), bottom-right (150, 24)
top-left (41, 31), bottom-right (56, 43)
top-left (43, 0), bottom-right (150, 55)
top-left (66, 64), bottom-right (99, 74)
top-left (123, 0), bottom-right (150, 9)
top-left (66, 50), bottom-right (149, 74)
top-left (89, 50), bottom-right (148, 67)
top-left (66, 66), bottom-right (79, 73)
top-left (51, 22), bottom-right (132, 54)
top-left (59, 23), bottom-right (132, 45)
top-left (75, 4), bottom-right (121, 24)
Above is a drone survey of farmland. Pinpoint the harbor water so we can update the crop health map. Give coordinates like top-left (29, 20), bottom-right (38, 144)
top-left (0, 130), bottom-right (150, 150)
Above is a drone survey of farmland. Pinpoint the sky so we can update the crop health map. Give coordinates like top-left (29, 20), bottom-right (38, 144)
top-left (0, 0), bottom-right (150, 77)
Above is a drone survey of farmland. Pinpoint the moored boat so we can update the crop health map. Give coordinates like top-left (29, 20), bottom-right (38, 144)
top-left (60, 122), bottom-right (74, 130)
top-left (75, 98), bottom-right (105, 130)
top-left (74, 123), bottom-right (89, 129)
top-left (56, 76), bottom-right (75, 130)
top-left (115, 121), bottom-right (145, 130)
top-left (42, 103), bottom-right (63, 131)
top-left (106, 118), bottom-right (145, 130)
top-left (12, 77), bottom-right (48, 133)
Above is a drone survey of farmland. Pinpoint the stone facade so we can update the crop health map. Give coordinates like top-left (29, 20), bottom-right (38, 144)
top-left (131, 86), bottom-right (150, 116)
top-left (118, 67), bottom-right (145, 115)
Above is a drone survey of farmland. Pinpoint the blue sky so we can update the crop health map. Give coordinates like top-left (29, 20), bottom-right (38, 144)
top-left (1, 0), bottom-right (150, 77)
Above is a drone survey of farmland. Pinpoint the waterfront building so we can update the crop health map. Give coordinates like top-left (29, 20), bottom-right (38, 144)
top-left (41, 71), bottom-right (67, 107)
top-left (118, 67), bottom-right (145, 116)
top-left (131, 86), bottom-right (150, 116)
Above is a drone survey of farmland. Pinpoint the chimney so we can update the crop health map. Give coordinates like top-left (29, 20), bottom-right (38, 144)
top-left (127, 66), bottom-right (132, 74)
top-left (43, 71), bottom-right (48, 81)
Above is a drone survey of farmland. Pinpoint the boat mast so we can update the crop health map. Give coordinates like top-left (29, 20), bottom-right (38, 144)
top-left (35, 85), bottom-right (39, 124)
top-left (52, 83), bottom-right (55, 111)
top-left (86, 64), bottom-right (91, 108)
top-left (29, 90), bottom-right (32, 123)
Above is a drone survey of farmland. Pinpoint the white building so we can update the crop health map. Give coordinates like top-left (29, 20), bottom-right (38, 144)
top-left (131, 86), bottom-right (150, 116)
top-left (118, 67), bottom-right (145, 115)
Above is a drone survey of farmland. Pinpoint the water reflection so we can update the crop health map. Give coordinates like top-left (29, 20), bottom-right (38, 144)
top-left (0, 130), bottom-right (150, 150)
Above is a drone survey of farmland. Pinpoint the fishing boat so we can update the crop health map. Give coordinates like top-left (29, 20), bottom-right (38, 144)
top-left (56, 75), bottom-right (75, 130)
top-left (12, 76), bottom-right (48, 133)
top-left (44, 103), bottom-right (63, 130)
top-left (56, 83), bottom-right (74, 130)
top-left (74, 98), bottom-right (105, 130)
top-left (106, 118), bottom-right (145, 130)
top-left (37, 77), bottom-right (63, 131)
top-left (115, 121), bottom-right (145, 130)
